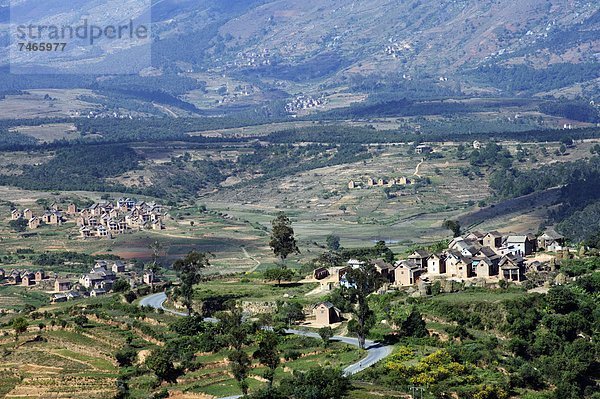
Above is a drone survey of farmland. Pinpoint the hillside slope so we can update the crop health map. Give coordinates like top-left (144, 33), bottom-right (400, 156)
top-left (0, 0), bottom-right (599, 105)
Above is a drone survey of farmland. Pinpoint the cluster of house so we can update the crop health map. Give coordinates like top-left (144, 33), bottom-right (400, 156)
top-left (348, 176), bottom-right (413, 189)
top-left (235, 49), bottom-right (272, 68)
top-left (9, 198), bottom-right (165, 238)
top-left (0, 268), bottom-right (49, 286)
top-left (0, 259), bottom-right (159, 303)
top-left (53, 260), bottom-right (157, 302)
top-left (384, 40), bottom-right (413, 59)
top-left (70, 109), bottom-right (135, 119)
top-left (68, 259), bottom-right (156, 294)
top-left (285, 95), bottom-right (325, 114)
top-left (77, 198), bottom-right (165, 239)
top-left (312, 230), bottom-right (565, 290)
top-left (11, 206), bottom-right (64, 230)
top-left (391, 230), bottom-right (565, 285)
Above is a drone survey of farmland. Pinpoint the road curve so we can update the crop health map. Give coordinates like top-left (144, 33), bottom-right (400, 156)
top-left (139, 292), bottom-right (393, 395)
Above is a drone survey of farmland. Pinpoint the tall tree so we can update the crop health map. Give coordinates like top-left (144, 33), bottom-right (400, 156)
top-left (253, 330), bottom-right (280, 387)
top-left (344, 264), bottom-right (384, 349)
top-left (218, 307), bottom-right (255, 396)
top-left (442, 220), bottom-right (461, 237)
top-left (229, 349), bottom-right (252, 396)
top-left (395, 308), bottom-right (429, 338)
top-left (149, 240), bottom-right (164, 273)
top-left (172, 251), bottom-right (211, 315)
top-left (318, 327), bottom-right (334, 348)
top-left (326, 234), bottom-right (341, 251)
top-left (269, 213), bottom-right (300, 265)
top-left (12, 317), bottom-right (28, 342)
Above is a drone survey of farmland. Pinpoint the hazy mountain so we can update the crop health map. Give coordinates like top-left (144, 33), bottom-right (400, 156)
top-left (1, 0), bottom-right (599, 102)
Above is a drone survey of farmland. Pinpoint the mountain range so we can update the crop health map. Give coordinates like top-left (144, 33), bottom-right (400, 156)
top-left (0, 0), bottom-right (599, 110)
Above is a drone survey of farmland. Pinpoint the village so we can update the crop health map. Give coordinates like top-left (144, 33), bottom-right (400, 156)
top-left (348, 175), bottom-right (413, 189)
top-left (0, 258), bottom-right (159, 306)
top-left (10, 197), bottom-right (166, 239)
top-left (304, 229), bottom-right (567, 325)
top-left (347, 145), bottom-right (437, 189)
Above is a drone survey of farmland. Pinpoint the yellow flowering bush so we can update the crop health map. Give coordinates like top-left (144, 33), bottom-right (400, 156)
top-left (472, 384), bottom-right (508, 399)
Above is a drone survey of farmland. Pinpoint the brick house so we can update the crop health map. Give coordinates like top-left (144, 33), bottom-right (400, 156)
top-left (499, 254), bottom-right (524, 281)
top-left (67, 203), bottom-right (78, 214)
top-left (444, 251), bottom-right (472, 279)
top-left (22, 273), bottom-right (35, 286)
top-left (143, 270), bottom-right (157, 285)
top-left (314, 302), bottom-right (341, 325)
top-left (408, 250), bottom-right (431, 268)
top-left (506, 235), bottom-right (536, 256)
top-left (483, 231), bottom-right (503, 249)
top-left (54, 279), bottom-right (72, 292)
top-left (28, 217), bottom-right (41, 229)
top-left (313, 267), bottom-right (329, 280)
top-left (427, 253), bottom-right (447, 275)
top-left (415, 145), bottom-right (433, 154)
top-left (394, 260), bottom-right (425, 286)
top-left (23, 209), bottom-right (33, 220)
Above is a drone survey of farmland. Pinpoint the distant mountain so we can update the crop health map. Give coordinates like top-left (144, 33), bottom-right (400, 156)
top-left (1, 0), bottom-right (599, 107)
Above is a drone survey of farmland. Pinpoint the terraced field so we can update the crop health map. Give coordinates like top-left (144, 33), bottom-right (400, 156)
top-left (0, 328), bottom-right (119, 399)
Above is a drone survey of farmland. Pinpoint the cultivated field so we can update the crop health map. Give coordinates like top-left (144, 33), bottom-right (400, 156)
top-left (0, 90), bottom-right (96, 119)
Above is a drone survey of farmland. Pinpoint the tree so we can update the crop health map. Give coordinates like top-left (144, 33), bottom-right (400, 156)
top-left (442, 220), bottom-right (461, 237)
top-left (373, 240), bottom-right (395, 263)
top-left (246, 387), bottom-right (285, 399)
top-left (145, 348), bottom-right (179, 383)
top-left (472, 385), bottom-right (509, 399)
top-left (123, 290), bottom-right (137, 303)
top-left (316, 251), bottom-right (343, 268)
top-left (253, 330), bottom-right (280, 387)
top-left (218, 307), bottom-right (254, 396)
top-left (318, 326), bottom-right (334, 347)
top-left (229, 349), bottom-right (252, 396)
top-left (113, 278), bottom-right (130, 293)
top-left (343, 264), bottom-right (384, 349)
top-left (172, 251), bottom-right (211, 315)
top-left (9, 218), bottom-right (28, 232)
top-left (72, 315), bottom-right (88, 328)
top-left (264, 267), bottom-right (295, 286)
top-left (269, 213), bottom-right (300, 264)
top-left (338, 205), bottom-right (347, 214)
top-left (169, 314), bottom-right (206, 336)
top-left (561, 137), bottom-right (574, 147)
top-left (546, 286), bottom-right (578, 314)
top-left (275, 301), bottom-right (305, 327)
top-left (396, 308), bottom-right (429, 338)
top-left (326, 235), bottom-right (341, 251)
top-left (12, 317), bottom-right (28, 340)
top-left (115, 346), bottom-right (137, 367)
top-left (279, 367), bottom-right (350, 399)
top-left (149, 240), bottom-right (163, 273)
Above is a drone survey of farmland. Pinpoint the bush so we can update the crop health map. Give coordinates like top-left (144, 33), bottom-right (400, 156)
top-left (284, 350), bottom-right (301, 361)
top-left (115, 346), bottom-right (137, 367)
